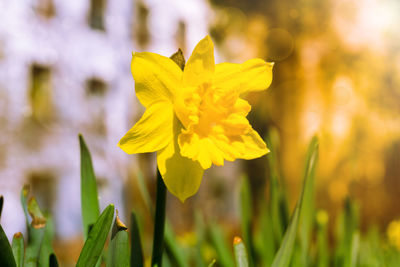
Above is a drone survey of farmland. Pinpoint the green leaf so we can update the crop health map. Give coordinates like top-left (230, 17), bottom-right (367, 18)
top-left (239, 175), bottom-right (255, 267)
top-left (316, 210), bottom-right (329, 267)
top-left (207, 259), bottom-right (216, 267)
top-left (25, 197), bottom-right (47, 267)
top-left (107, 211), bottom-right (129, 267)
top-left (334, 198), bottom-right (360, 267)
top-left (151, 169), bottom-right (167, 267)
top-left (164, 222), bottom-right (188, 267)
top-left (299, 136), bottom-right (319, 266)
top-left (79, 134), bottom-right (100, 240)
top-left (347, 232), bottom-right (360, 267)
top-left (209, 222), bottom-right (234, 267)
top-left (194, 211), bottom-right (207, 267)
top-left (76, 204), bottom-right (115, 267)
top-left (233, 237), bottom-right (249, 267)
top-left (130, 211), bottom-right (144, 267)
top-left (27, 197), bottom-right (47, 229)
top-left (21, 185), bottom-right (31, 225)
top-left (0, 195), bottom-right (3, 219)
top-left (271, 136), bottom-right (319, 267)
top-left (0, 224), bottom-right (17, 267)
top-left (39, 215), bottom-right (55, 267)
top-left (12, 232), bottom-right (24, 267)
top-left (49, 253), bottom-right (59, 267)
top-left (257, 202), bottom-right (275, 266)
top-left (266, 131), bottom-right (289, 246)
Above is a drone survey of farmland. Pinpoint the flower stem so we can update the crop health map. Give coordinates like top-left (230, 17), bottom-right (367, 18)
top-left (151, 169), bottom-right (167, 267)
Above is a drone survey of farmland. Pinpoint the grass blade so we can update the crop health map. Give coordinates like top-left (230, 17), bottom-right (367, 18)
top-left (39, 215), bottom-right (55, 267)
top-left (194, 211), bottom-right (207, 267)
top-left (0, 224), bottom-right (17, 267)
top-left (0, 195), bottom-right (3, 220)
top-left (76, 204), bottom-right (115, 267)
top-left (209, 222), bottom-right (234, 267)
top-left (12, 232), bottom-right (24, 267)
top-left (234, 237), bottom-right (249, 267)
top-left (107, 211), bottom-right (129, 267)
top-left (257, 202), bottom-right (275, 266)
top-left (151, 169), bottom-right (167, 267)
top-left (299, 136), bottom-right (319, 265)
top-left (49, 253), bottom-right (59, 267)
top-left (239, 175), bottom-right (255, 267)
top-left (25, 197), bottom-right (46, 267)
top-left (316, 210), bottom-right (329, 267)
top-left (271, 136), bottom-right (319, 267)
top-left (164, 222), bottom-right (188, 267)
top-left (79, 134), bottom-right (100, 240)
top-left (130, 211), bottom-right (144, 267)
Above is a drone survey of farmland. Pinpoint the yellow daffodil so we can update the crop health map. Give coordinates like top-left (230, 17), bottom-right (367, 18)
top-left (119, 36), bottom-right (273, 202)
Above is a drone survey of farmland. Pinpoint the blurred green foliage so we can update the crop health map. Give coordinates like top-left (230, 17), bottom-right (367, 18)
top-left (1, 134), bottom-right (399, 266)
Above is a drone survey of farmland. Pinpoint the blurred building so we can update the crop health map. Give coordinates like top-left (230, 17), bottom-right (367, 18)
top-left (0, 0), bottom-right (211, 240)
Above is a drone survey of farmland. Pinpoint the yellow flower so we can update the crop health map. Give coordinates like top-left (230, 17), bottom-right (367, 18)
top-left (118, 36), bottom-right (273, 202)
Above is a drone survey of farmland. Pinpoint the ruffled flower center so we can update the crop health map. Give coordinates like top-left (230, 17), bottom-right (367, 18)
top-left (173, 82), bottom-right (252, 168)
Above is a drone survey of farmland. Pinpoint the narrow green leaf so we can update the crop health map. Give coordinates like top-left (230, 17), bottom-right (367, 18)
top-left (151, 169), bottom-right (167, 267)
top-left (334, 198), bottom-right (359, 267)
top-left (316, 210), bottom-right (329, 267)
top-left (21, 185), bottom-right (31, 225)
top-left (12, 232), bottom-right (24, 267)
top-left (207, 259), bottom-right (216, 267)
top-left (209, 222), bottom-right (234, 267)
top-left (136, 169), bottom-right (154, 214)
top-left (266, 131), bottom-right (289, 246)
top-left (24, 197), bottom-right (46, 267)
top-left (194, 211), bottom-right (207, 267)
top-left (164, 222), bottom-right (188, 267)
top-left (347, 232), bottom-right (360, 267)
top-left (76, 204), bottom-right (115, 267)
top-left (258, 202), bottom-right (275, 266)
top-left (107, 211), bottom-right (129, 267)
top-left (79, 134), bottom-right (100, 240)
top-left (130, 211), bottom-right (144, 267)
top-left (239, 176), bottom-right (255, 267)
top-left (0, 224), bottom-right (17, 267)
top-left (27, 197), bottom-right (47, 229)
top-left (299, 136), bottom-right (319, 266)
top-left (39, 215), bottom-right (55, 267)
top-left (0, 195), bottom-right (3, 219)
top-left (49, 253), bottom-right (59, 267)
top-left (135, 168), bottom-right (185, 267)
top-left (271, 136), bottom-right (319, 267)
top-left (234, 237), bottom-right (249, 267)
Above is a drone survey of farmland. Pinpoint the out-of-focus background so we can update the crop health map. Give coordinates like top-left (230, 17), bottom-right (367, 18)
top-left (0, 0), bottom-right (399, 264)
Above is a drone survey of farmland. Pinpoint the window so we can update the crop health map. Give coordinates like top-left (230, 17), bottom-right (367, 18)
top-left (35, 0), bottom-right (55, 18)
top-left (85, 77), bottom-right (108, 136)
top-left (88, 0), bottom-right (106, 31)
top-left (86, 78), bottom-right (107, 97)
top-left (134, 1), bottom-right (150, 47)
top-left (176, 20), bottom-right (187, 52)
top-left (28, 171), bottom-right (56, 214)
top-left (29, 64), bottom-right (53, 122)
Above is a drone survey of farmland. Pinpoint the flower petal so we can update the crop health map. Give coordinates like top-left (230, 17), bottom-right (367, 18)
top-left (157, 118), bottom-right (204, 202)
top-left (183, 36), bottom-right (215, 87)
top-left (238, 128), bottom-right (270, 159)
top-left (118, 101), bottom-right (174, 154)
top-left (178, 133), bottom-right (225, 169)
top-left (132, 52), bottom-right (182, 107)
top-left (213, 59), bottom-right (274, 94)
